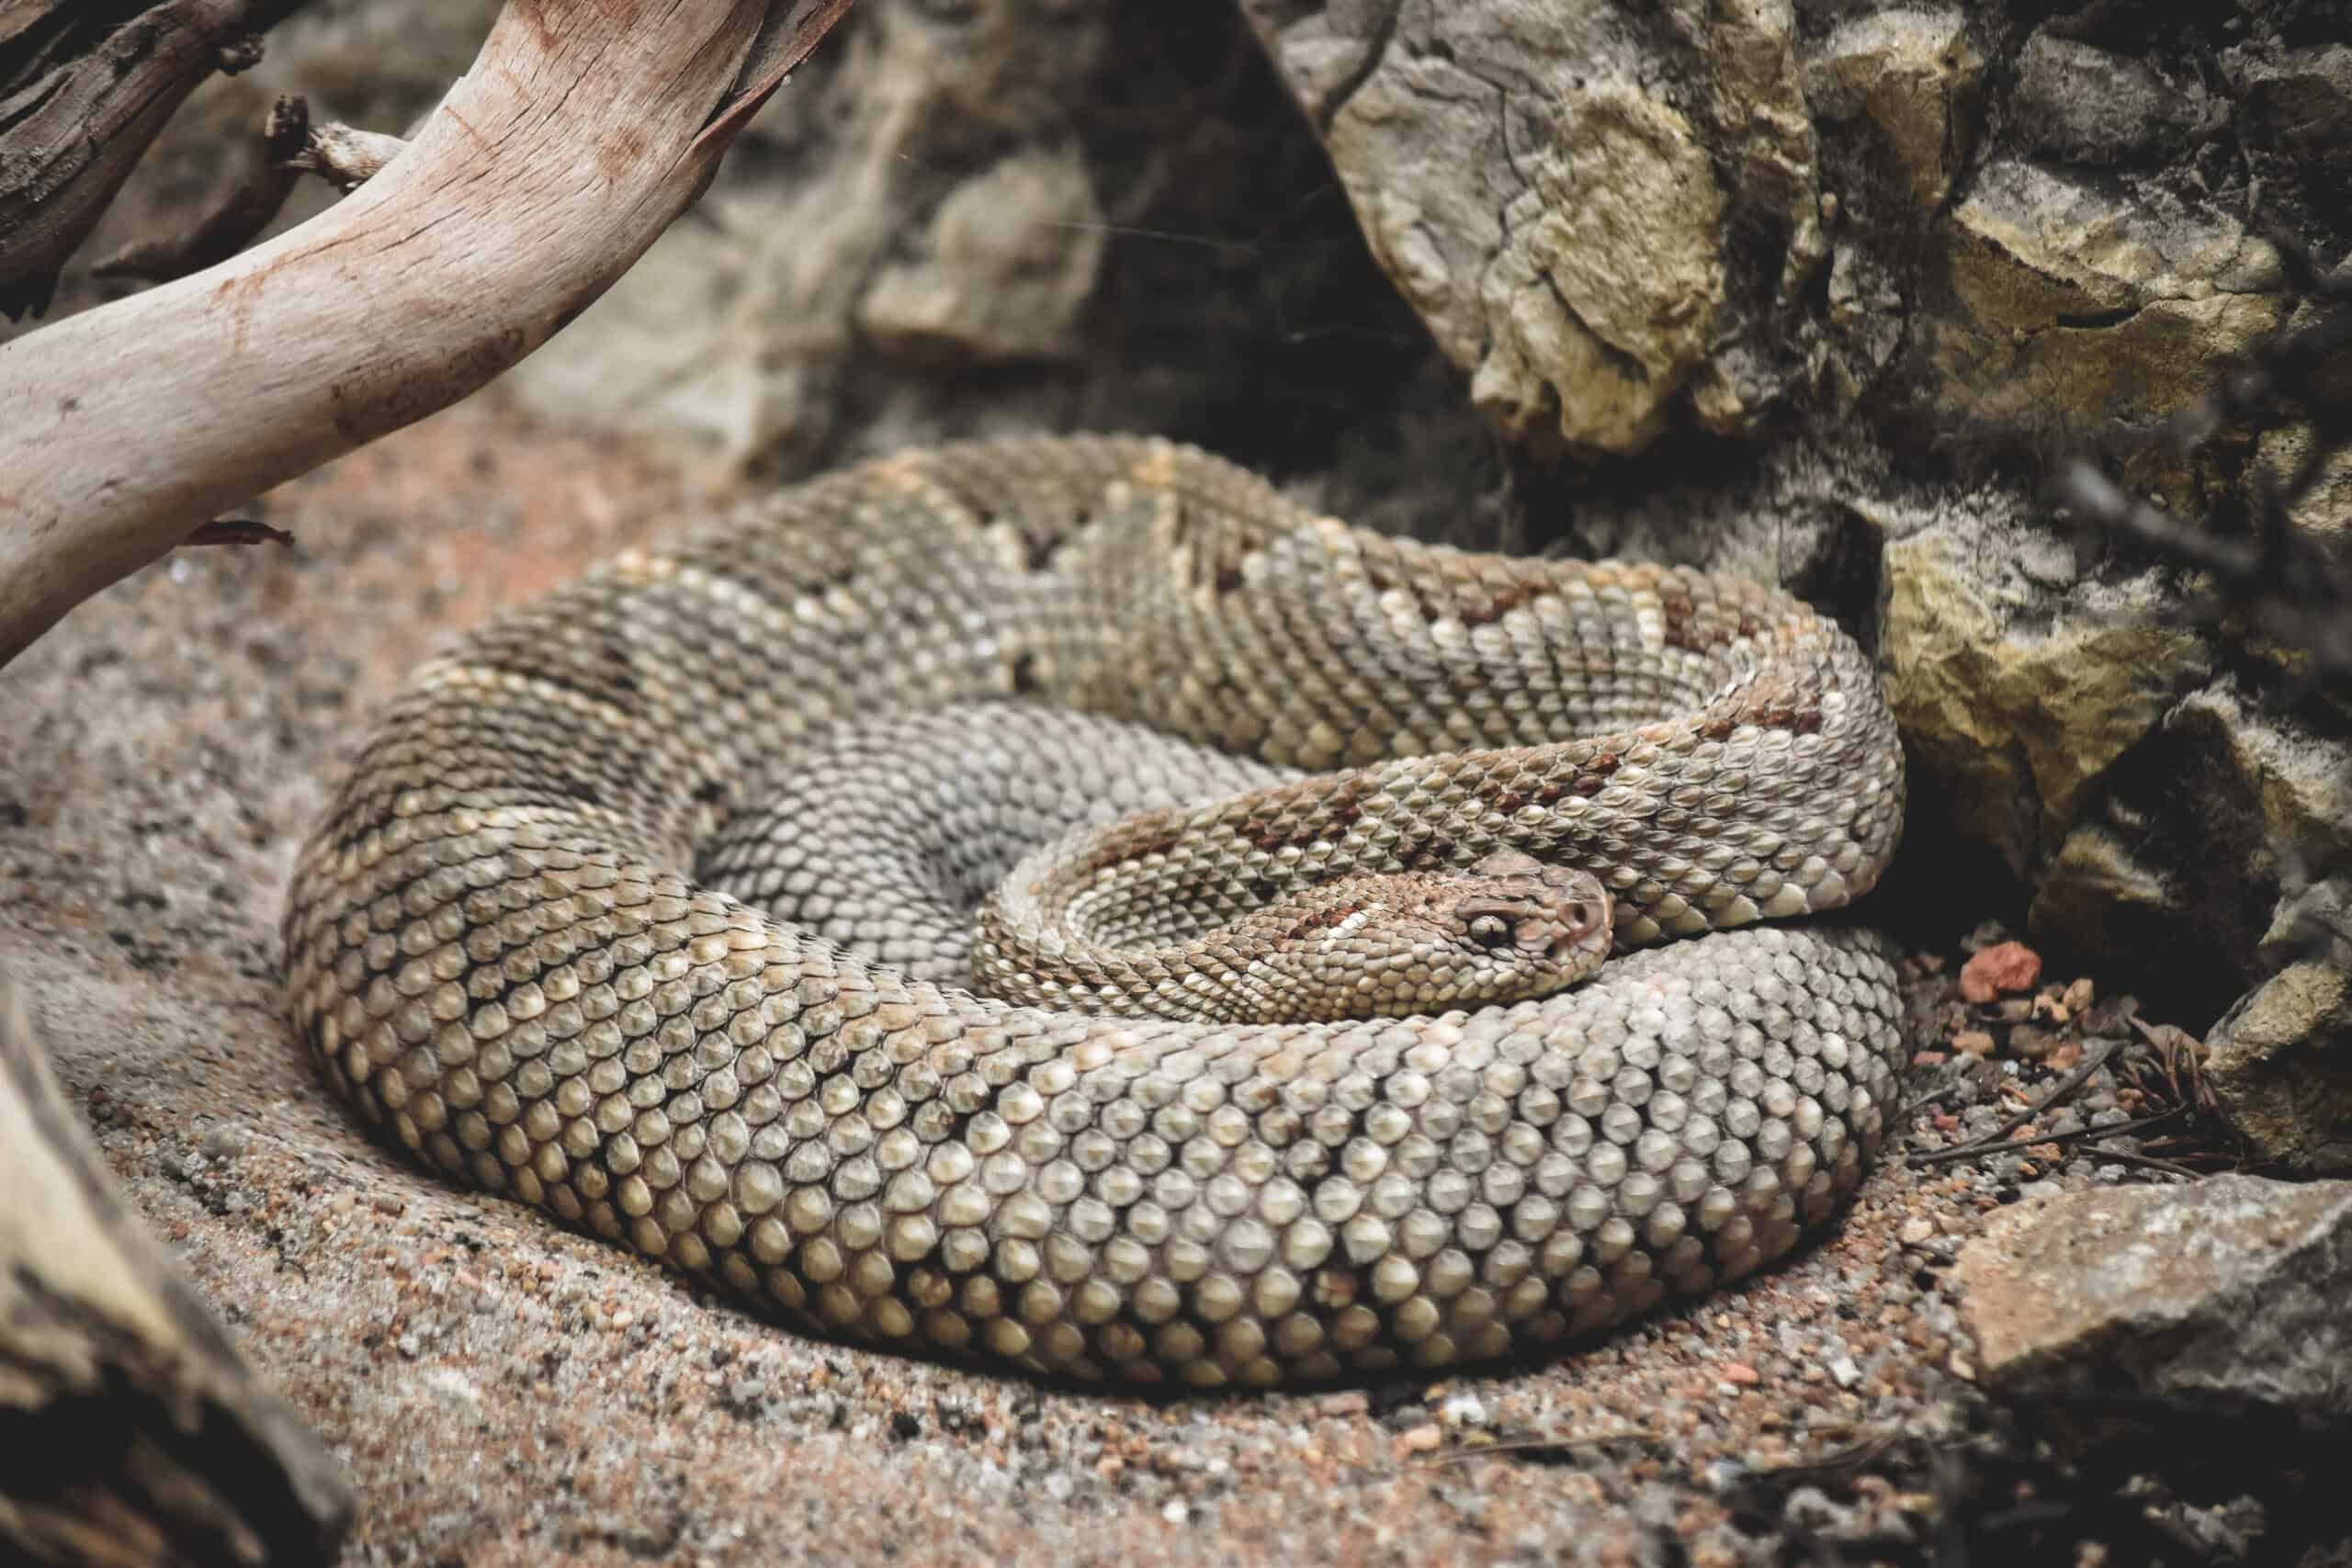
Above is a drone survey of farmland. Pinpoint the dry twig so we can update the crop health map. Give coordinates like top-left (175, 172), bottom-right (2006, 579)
top-left (0, 1), bottom-right (317, 320)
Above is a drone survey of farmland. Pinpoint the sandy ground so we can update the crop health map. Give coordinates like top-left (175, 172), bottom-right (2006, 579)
top-left (0, 398), bottom-right (2141, 1567)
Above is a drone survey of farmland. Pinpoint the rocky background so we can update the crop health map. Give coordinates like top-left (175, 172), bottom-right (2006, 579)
top-left (46, 0), bottom-right (2346, 1171)
top-left (7, 0), bottom-right (2352, 1561)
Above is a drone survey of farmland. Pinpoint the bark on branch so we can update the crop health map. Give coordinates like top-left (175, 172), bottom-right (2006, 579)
top-left (0, 0), bottom-right (316, 321)
top-left (0, 0), bottom-right (854, 670)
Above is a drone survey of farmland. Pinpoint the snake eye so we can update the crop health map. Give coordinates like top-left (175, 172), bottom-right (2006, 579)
top-left (1467, 914), bottom-right (1512, 948)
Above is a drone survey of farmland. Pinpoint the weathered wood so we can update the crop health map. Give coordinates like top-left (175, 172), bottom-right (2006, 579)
top-left (0, 0), bottom-right (855, 669)
top-left (0, 976), bottom-right (356, 1565)
top-left (0, 0), bottom-right (317, 321)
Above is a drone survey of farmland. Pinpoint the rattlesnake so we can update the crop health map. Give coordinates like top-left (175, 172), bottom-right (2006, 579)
top-left (282, 434), bottom-right (1907, 1387)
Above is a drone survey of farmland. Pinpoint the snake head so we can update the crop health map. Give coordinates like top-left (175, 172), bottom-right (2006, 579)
top-left (1450, 851), bottom-right (1613, 976)
top-left (1209, 852), bottom-right (1617, 1021)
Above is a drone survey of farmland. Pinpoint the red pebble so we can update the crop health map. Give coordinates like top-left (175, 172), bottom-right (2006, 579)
top-left (1959, 941), bottom-right (2041, 1004)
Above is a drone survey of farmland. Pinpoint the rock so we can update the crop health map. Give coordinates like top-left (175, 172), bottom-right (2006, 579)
top-left (1934, 159), bottom-right (2285, 433)
top-left (2257, 422), bottom-right (2352, 547)
top-left (1257, 0), bottom-right (1737, 455)
top-left (511, 0), bottom-right (1130, 461)
top-left (2029, 677), bottom-right (2352, 1023)
top-left (1883, 528), bottom-right (2209, 876)
top-left (1657, 0), bottom-right (1825, 302)
top-left (1820, 243), bottom-right (1906, 412)
top-left (1244, 0), bottom-right (1867, 450)
top-left (1955, 1176), bottom-right (2352, 1420)
top-left (1959, 942), bottom-right (2041, 1004)
top-left (2206, 960), bottom-right (2352, 1175)
top-left (1950, 159), bottom-right (2278, 310)
top-left (2012, 34), bottom-right (2220, 164)
top-left (2028, 825), bottom-right (2183, 986)
top-left (1464, 84), bottom-right (1727, 453)
top-left (856, 146), bottom-right (1107, 364)
top-left (1804, 8), bottom-right (1984, 210)
top-left (2224, 43), bottom-right (2352, 164)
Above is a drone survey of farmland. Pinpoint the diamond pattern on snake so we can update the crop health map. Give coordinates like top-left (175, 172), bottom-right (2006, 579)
top-left (282, 434), bottom-right (1908, 1387)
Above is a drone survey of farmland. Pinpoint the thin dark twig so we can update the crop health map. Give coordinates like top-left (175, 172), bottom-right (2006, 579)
top-left (1903, 1107), bottom-right (2182, 1168)
top-left (1898, 1080), bottom-right (1970, 1122)
top-left (2080, 1147), bottom-right (2208, 1179)
top-left (1417, 1427), bottom-right (1662, 1465)
top-left (1901, 1039), bottom-right (2120, 1167)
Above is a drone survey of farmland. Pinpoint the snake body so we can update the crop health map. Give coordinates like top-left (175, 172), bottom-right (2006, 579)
top-left (283, 435), bottom-right (1907, 1386)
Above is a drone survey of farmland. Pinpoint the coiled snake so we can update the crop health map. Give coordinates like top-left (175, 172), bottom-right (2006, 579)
top-left (282, 435), bottom-right (1906, 1387)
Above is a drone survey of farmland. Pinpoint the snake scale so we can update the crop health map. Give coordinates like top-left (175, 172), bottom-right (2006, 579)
top-left (283, 435), bottom-right (1907, 1387)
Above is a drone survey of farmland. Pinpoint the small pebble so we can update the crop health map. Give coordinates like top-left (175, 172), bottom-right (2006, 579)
top-left (1397, 1425), bottom-right (1443, 1455)
top-left (1162, 1500), bottom-right (1189, 1526)
top-left (1441, 1393), bottom-right (1488, 1427)
top-left (1898, 1217), bottom-right (1936, 1247)
top-left (2007, 1024), bottom-right (2058, 1059)
top-left (1721, 1362), bottom-right (1761, 1385)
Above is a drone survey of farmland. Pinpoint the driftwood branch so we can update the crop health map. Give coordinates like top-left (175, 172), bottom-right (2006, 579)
top-left (0, 976), bottom-right (356, 1565)
top-left (0, 0), bottom-right (855, 671)
top-left (0, 0), bottom-right (317, 321)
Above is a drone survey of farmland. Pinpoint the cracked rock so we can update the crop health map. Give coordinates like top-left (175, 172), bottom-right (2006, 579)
top-left (1934, 159), bottom-right (2285, 431)
top-left (1804, 7), bottom-right (1984, 211)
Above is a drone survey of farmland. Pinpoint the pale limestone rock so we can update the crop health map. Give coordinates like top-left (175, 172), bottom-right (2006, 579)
top-left (1934, 160), bottom-right (2285, 427)
top-left (1466, 85), bottom-right (1726, 453)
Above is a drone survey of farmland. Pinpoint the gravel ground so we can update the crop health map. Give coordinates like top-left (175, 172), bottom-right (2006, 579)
top-left (0, 399), bottom-right (2267, 1566)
